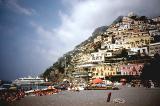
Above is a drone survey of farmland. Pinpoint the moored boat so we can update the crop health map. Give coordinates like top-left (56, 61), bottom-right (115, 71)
top-left (12, 76), bottom-right (45, 86)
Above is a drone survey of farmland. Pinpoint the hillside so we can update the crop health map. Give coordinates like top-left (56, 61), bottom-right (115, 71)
top-left (43, 13), bottom-right (160, 82)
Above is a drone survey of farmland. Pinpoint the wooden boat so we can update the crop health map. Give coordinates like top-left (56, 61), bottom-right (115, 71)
top-left (85, 86), bottom-right (119, 90)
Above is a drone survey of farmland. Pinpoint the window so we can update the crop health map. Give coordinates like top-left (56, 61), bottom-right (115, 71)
top-left (142, 49), bottom-right (146, 53)
top-left (113, 72), bottom-right (115, 75)
top-left (123, 72), bottom-right (125, 75)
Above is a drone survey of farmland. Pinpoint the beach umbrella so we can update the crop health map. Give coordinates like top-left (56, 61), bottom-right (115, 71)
top-left (92, 78), bottom-right (103, 84)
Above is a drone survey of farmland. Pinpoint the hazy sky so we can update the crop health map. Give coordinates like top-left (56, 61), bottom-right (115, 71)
top-left (0, 0), bottom-right (160, 81)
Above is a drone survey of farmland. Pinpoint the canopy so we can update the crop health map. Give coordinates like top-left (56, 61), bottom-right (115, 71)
top-left (92, 78), bottom-right (103, 84)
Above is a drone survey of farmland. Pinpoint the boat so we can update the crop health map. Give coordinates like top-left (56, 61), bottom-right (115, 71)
top-left (12, 76), bottom-right (45, 86)
top-left (25, 86), bottom-right (59, 96)
top-left (85, 85), bottom-right (119, 90)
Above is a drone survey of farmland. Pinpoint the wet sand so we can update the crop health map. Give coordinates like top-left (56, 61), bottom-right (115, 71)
top-left (1, 87), bottom-right (160, 106)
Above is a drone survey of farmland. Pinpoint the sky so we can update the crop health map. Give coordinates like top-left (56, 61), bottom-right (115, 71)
top-left (0, 0), bottom-right (160, 81)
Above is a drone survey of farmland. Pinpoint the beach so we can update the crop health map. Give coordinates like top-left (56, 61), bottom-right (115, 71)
top-left (1, 87), bottom-right (160, 106)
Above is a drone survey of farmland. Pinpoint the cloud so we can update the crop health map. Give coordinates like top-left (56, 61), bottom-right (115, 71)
top-left (3, 0), bottom-right (36, 16)
top-left (30, 21), bottom-right (63, 60)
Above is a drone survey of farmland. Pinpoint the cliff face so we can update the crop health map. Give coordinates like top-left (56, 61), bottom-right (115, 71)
top-left (43, 13), bottom-right (160, 80)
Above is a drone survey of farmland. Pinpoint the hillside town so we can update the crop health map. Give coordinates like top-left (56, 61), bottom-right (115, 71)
top-left (43, 13), bottom-right (160, 86)
top-left (1, 0), bottom-right (160, 105)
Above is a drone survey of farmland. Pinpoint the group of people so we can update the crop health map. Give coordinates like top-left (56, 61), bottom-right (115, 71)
top-left (67, 85), bottom-right (81, 91)
top-left (26, 87), bottom-right (59, 96)
top-left (34, 89), bottom-right (59, 96)
top-left (0, 89), bottom-right (25, 103)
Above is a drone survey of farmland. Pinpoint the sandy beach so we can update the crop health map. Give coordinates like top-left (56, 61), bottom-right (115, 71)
top-left (1, 87), bottom-right (160, 106)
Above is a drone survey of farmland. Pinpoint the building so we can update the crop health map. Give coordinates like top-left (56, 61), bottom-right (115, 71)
top-left (152, 16), bottom-right (160, 22)
top-left (91, 64), bottom-right (117, 79)
top-left (102, 43), bottom-right (123, 51)
top-left (129, 46), bottom-right (149, 56)
top-left (89, 51), bottom-right (105, 62)
top-left (68, 13), bottom-right (160, 80)
top-left (122, 36), bottom-right (153, 49)
top-left (119, 63), bottom-right (144, 76)
top-left (149, 42), bottom-right (160, 56)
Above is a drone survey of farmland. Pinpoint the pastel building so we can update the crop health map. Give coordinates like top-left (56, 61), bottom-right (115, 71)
top-left (91, 65), bottom-right (117, 79)
top-left (119, 64), bottom-right (144, 76)
top-left (94, 35), bottom-right (102, 43)
top-left (122, 36), bottom-right (153, 49)
top-left (91, 65), bottom-right (105, 79)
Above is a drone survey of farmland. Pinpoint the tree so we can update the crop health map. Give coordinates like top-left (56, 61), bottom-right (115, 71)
top-left (140, 53), bottom-right (160, 82)
top-left (120, 48), bottom-right (128, 58)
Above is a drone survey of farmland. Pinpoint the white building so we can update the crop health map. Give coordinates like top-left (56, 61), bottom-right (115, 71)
top-left (105, 52), bottom-right (113, 57)
top-left (152, 16), bottom-right (160, 22)
top-left (129, 47), bottom-right (148, 56)
top-left (149, 29), bottom-right (160, 36)
top-left (101, 43), bottom-right (123, 51)
top-left (118, 24), bottom-right (131, 31)
top-left (89, 48), bottom-right (115, 62)
top-left (89, 52), bottom-right (105, 62)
